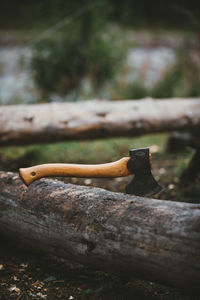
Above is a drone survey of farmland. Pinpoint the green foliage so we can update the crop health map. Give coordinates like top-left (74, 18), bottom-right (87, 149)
top-left (151, 65), bottom-right (183, 98)
top-left (31, 1), bottom-right (125, 98)
top-left (86, 34), bottom-right (123, 89)
top-left (152, 49), bottom-right (200, 98)
top-left (31, 34), bottom-right (87, 96)
top-left (121, 81), bottom-right (148, 99)
top-left (119, 46), bottom-right (200, 100)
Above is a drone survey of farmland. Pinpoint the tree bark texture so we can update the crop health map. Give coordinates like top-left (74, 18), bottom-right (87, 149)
top-left (0, 172), bottom-right (199, 292)
top-left (0, 98), bottom-right (200, 146)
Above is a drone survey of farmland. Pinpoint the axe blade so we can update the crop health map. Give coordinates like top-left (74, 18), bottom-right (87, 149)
top-left (126, 172), bottom-right (162, 197)
top-left (125, 148), bottom-right (162, 197)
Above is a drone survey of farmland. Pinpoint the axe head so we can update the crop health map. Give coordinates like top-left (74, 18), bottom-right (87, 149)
top-left (126, 148), bottom-right (162, 197)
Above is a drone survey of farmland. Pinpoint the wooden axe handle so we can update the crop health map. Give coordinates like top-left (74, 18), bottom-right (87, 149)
top-left (19, 157), bottom-right (131, 186)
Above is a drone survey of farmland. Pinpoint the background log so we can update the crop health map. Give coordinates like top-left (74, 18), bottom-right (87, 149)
top-left (0, 98), bottom-right (200, 146)
top-left (0, 171), bottom-right (199, 292)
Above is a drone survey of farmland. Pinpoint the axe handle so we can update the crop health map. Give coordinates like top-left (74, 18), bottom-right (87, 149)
top-left (19, 157), bottom-right (131, 186)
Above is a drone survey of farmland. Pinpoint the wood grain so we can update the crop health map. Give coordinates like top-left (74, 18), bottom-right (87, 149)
top-left (19, 157), bottom-right (130, 186)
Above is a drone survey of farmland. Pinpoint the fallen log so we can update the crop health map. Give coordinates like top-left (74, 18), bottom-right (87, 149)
top-left (0, 172), bottom-right (199, 292)
top-left (0, 98), bottom-right (200, 145)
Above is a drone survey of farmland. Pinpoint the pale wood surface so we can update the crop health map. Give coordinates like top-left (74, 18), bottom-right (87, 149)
top-left (19, 157), bottom-right (130, 186)
top-left (1, 98), bottom-right (200, 145)
top-left (0, 171), bottom-right (199, 292)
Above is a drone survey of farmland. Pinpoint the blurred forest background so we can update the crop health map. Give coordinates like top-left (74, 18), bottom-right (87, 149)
top-left (0, 0), bottom-right (200, 104)
top-left (0, 1), bottom-right (200, 299)
top-left (0, 0), bottom-right (199, 183)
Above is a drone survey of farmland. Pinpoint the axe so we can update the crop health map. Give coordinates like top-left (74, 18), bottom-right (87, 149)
top-left (19, 148), bottom-right (161, 197)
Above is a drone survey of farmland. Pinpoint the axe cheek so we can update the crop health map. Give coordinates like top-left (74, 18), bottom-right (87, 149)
top-left (126, 172), bottom-right (162, 197)
top-left (126, 148), bottom-right (162, 196)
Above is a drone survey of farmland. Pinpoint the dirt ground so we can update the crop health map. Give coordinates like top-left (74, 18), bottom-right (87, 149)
top-left (0, 151), bottom-right (200, 300)
top-left (0, 235), bottom-right (199, 300)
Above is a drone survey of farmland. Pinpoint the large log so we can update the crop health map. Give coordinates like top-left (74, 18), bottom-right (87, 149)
top-left (0, 98), bottom-right (200, 145)
top-left (0, 171), bottom-right (199, 292)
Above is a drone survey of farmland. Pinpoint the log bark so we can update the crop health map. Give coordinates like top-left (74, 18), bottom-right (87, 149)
top-left (0, 172), bottom-right (199, 292)
top-left (0, 98), bottom-right (200, 146)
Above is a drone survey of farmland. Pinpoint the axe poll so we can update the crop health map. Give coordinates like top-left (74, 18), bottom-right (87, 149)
top-left (19, 148), bottom-right (161, 197)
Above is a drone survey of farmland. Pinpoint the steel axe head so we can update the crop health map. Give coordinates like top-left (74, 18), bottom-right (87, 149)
top-left (126, 148), bottom-right (162, 197)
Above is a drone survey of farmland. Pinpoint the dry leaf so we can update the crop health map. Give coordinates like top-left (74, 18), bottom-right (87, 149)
top-left (0, 264), bottom-right (4, 270)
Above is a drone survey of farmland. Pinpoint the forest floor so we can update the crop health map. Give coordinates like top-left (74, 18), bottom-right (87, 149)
top-left (0, 134), bottom-right (199, 300)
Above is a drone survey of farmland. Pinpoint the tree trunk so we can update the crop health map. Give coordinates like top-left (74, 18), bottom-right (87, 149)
top-left (165, 129), bottom-right (200, 153)
top-left (181, 148), bottom-right (200, 182)
top-left (0, 172), bottom-right (199, 292)
top-left (1, 98), bottom-right (200, 146)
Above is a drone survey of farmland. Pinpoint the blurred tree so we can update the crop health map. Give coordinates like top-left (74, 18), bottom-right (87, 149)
top-left (121, 81), bottom-right (148, 99)
top-left (108, 0), bottom-right (200, 29)
top-left (30, 0), bottom-right (124, 99)
top-left (1, 0), bottom-right (200, 29)
top-left (152, 45), bottom-right (200, 98)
